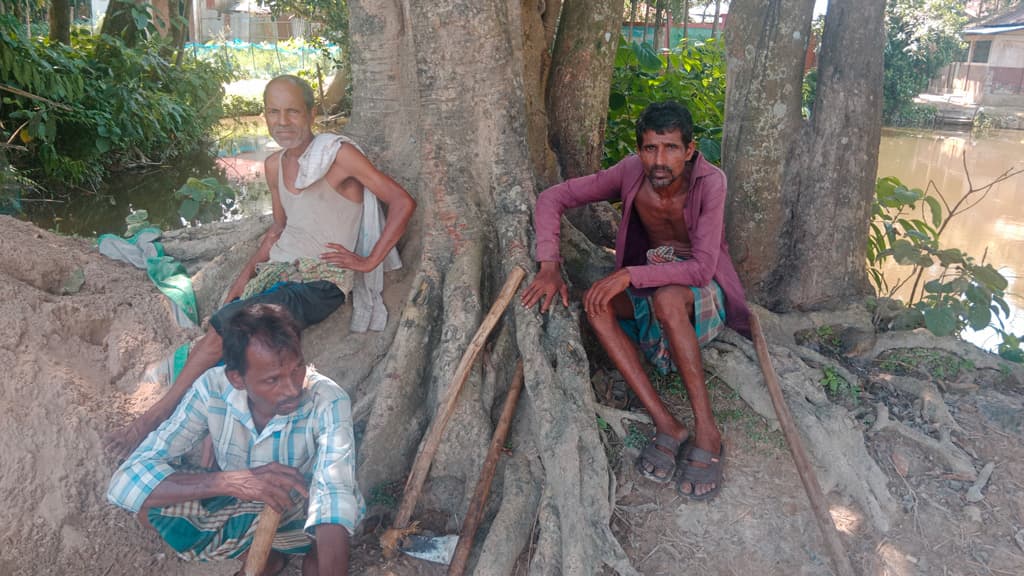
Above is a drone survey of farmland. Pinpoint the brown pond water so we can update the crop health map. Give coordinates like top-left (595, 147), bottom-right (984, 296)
top-left (877, 127), bottom-right (1024, 349)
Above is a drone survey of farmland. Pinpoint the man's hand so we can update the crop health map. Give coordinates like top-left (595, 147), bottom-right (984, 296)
top-left (224, 463), bottom-right (309, 513)
top-left (583, 269), bottom-right (631, 317)
top-left (521, 261), bottom-right (569, 313)
top-left (320, 243), bottom-right (376, 273)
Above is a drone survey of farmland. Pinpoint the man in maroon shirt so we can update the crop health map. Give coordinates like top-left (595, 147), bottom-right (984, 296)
top-left (522, 101), bottom-right (750, 500)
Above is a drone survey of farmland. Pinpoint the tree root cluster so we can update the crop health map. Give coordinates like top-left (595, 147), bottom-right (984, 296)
top-left (155, 218), bottom-right (1021, 574)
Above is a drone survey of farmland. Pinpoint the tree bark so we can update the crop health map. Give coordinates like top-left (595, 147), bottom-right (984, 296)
top-left (48, 0), bottom-right (71, 44)
top-left (773, 0), bottom-right (885, 309)
top-left (723, 0), bottom-right (815, 304)
top-left (547, 0), bottom-right (624, 247)
top-left (724, 0), bottom-right (884, 313)
top-left (345, 1), bottom-right (634, 573)
top-left (712, 0), bottom-right (721, 37)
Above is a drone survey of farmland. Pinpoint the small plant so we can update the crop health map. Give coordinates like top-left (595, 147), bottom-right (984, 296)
top-left (174, 177), bottom-right (237, 223)
top-left (596, 415), bottom-right (610, 432)
top-left (124, 209), bottom-right (151, 237)
top-left (868, 168), bottom-right (1024, 362)
top-left (624, 424), bottom-right (647, 450)
top-left (816, 325), bottom-right (842, 349)
top-left (820, 366), bottom-right (859, 401)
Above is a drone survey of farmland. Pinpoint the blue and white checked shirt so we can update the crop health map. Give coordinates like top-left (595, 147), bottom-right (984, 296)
top-left (107, 367), bottom-right (365, 534)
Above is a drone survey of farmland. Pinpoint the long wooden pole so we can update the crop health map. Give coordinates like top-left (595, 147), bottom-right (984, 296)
top-left (243, 507), bottom-right (282, 576)
top-left (447, 360), bottom-right (524, 576)
top-left (749, 313), bottom-right (856, 576)
top-left (381, 266), bottom-right (527, 556)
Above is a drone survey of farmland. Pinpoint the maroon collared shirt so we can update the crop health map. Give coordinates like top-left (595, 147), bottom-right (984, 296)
top-left (534, 152), bottom-right (751, 337)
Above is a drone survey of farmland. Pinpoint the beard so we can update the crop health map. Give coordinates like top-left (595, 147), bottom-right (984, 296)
top-left (646, 164), bottom-right (686, 190)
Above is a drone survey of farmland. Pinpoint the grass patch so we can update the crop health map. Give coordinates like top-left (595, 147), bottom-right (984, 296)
top-left (876, 348), bottom-right (975, 380)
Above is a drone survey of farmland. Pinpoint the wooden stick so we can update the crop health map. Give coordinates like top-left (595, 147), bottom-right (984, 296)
top-left (447, 359), bottom-right (525, 576)
top-left (243, 506), bottom-right (282, 576)
top-left (749, 313), bottom-right (856, 576)
top-left (381, 266), bottom-right (527, 556)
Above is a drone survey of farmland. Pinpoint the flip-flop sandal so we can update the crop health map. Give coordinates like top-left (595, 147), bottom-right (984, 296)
top-left (677, 444), bottom-right (725, 501)
top-left (635, 431), bottom-right (688, 484)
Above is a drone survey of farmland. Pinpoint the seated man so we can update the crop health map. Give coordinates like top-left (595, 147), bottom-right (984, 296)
top-left (108, 303), bottom-right (362, 575)
top-left (522, 101), bottom-right (751, 500)
top-left (106, 74), bottom-right (416, 458)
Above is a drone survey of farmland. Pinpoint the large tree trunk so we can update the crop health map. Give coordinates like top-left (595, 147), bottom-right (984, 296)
top-left (723, 0), bottom-right (884, 311)
top-left (345, 1), bottom-right (634, 574)
top-left (48, 0), bottom-right (71, 44)
top-left (547, 0), bottom-right (623, 247)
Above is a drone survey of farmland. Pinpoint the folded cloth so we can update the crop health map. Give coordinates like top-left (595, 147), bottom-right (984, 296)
top-left (294, 133), bottom-right (402, 332)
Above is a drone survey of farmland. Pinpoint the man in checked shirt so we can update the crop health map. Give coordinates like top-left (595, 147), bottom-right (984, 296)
top-left (108, 303), bottom-right (362, 576)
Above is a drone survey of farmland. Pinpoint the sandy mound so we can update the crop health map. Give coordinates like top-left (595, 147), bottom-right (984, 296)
top-left (0, 216), bottom-right (232, 576)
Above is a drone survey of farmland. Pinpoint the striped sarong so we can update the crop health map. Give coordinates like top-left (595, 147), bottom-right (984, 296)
top-left (617, 252), bottom-right (726, 375)
top-left (147, 495), bottom-right (311, 562)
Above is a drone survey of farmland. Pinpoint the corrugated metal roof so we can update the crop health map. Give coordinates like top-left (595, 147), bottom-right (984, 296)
top-left (963, 24), bottom-right (1024, 36)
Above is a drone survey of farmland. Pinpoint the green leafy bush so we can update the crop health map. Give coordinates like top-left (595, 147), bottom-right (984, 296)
top-left (0, 18), bottom-right (229, 190)
top-left (868, 175), bottom-right (1022, 361)
top-left (174, 176), bottom-right (237, 223)
top-left (605, 38), bottom-right (725, 167)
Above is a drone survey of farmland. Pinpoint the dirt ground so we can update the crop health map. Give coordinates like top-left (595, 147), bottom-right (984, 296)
top-left (2, 216), bottom-right (1023, 576)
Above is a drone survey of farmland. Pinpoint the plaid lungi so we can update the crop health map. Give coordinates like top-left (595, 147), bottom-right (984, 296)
top-left (617, 260), bottom-right (726, 376)
top-left (147, 495), bottom-right (311, 562)
top-left (242, 257), bottom-right (350, 298)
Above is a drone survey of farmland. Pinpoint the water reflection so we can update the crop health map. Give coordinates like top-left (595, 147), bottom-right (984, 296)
top-left (878, 127), bottom-right (1024, 350)
top-left (21, 117), bottom-right (275, 237)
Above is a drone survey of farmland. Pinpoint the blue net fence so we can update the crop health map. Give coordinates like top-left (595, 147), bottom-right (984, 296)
top-left (187, 39), bottom-right (341, 79)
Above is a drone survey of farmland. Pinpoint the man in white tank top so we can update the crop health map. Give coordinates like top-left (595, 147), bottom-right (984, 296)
top-left (106, 76), bottom-right (416, 545)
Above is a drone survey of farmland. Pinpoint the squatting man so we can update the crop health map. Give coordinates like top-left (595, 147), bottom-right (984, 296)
top-left (523, 101), bottom-right (752, 500)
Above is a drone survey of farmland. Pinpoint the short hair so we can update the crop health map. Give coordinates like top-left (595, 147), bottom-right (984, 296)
top-left (264, 74), bottom-right (316, 113)
top-left (221, 303), bottom-right (302, 375)
top-left (635, 101), bottom-right (695, 148)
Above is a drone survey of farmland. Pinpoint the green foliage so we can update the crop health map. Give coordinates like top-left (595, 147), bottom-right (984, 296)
top-left (802, 67), bottom-right (818, 119)
top-left (265, 0), bottom-right (348, 70)
top-left (123, 209), bottom-right (151, 237)
top-left (0, 17), bottom-right (229, 190)
top-left (222, 94), bottom-right (264, 118)
top-left (173, 177), bottom-right (236, 223)
top-left (886, 103), bottom-right (938, 128)
top-left (876, 348), bottom-right (975, 379)
top-left (605, 37), bottom-right (726, 167)
top-left (189, 38), bottom-right (339, 81)
top-left (819, 366), bottom-right (860, 401)
top-left (868, 175), bottom-right (1022, 361)
top-left (884, 0), bottom-right (967, 124)
top-left (624, 424), bottom-right (647, 449)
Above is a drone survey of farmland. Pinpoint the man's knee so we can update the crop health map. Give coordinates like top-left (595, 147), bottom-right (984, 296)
top-left (586, 309), bottom-right (620, 333)
top-left (651, 286), bottom-right (694, 326)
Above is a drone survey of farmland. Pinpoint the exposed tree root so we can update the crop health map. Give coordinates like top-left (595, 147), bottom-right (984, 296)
top-left (705, 328), bottom-right (897, 533)
top-left (867, 330), bottom-right (1024, 385)
top-left (594, 404), bottom-right (653, 440)
top-left (869, 403), bottom-right (977, 480)
top-left (786, 343), bottom-right (863, 392)
top-left (872, 374), bottom-right (963, 432)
